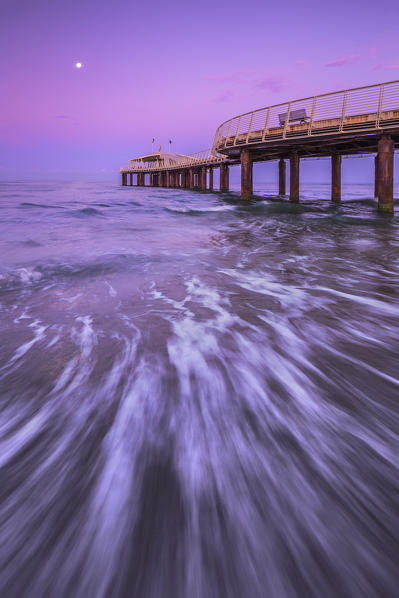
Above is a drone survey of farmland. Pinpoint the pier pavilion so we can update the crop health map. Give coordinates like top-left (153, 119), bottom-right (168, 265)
top-left (120, 80), bottom-right (399, 212)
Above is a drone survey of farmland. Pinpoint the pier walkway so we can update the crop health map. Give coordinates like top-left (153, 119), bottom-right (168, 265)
top-left (120, 80), bottom-right (399, 211)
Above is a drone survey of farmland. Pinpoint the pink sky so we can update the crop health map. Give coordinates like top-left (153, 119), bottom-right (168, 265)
top-left (1, 0), bottom-right (398, 179)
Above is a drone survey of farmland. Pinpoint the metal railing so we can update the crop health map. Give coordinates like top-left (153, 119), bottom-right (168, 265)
top-left (120, 149), bottom-right (227, 173)
top-left (212, 80), bottom-right (399, 152)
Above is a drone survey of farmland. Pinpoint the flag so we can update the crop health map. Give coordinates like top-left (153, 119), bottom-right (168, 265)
top-left (169, 140), bottom-right (172, 144)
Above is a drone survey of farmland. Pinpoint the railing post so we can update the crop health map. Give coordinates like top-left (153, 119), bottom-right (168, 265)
top-left (339, 91), bottom-right (348, 132)
top-left (283, 102), bottom-right (291, 139)
top-left (234, 116), bottom-right (242, 146)
top-left (376, 84), bottom-right (384, 129)
top-left (308, 97), bottom-right (316, 136)
top-left (226, 120), bottom-right (232, 148)
top-left (262, 108), bottom-right (270, 141)
top-left (246, 112), bottom-right (254, 143)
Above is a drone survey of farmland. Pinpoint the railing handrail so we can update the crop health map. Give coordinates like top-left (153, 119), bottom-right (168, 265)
top-left (121, 148), bottom-right (228, 172)
top-left (214, 79), bottom-right (399, 132)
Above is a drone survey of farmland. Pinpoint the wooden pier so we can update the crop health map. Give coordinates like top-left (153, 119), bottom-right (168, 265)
top-left (120, 80), bottom-right (399, 212)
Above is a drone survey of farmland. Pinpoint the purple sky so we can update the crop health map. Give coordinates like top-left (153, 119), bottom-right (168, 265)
top-left (1, 0), bottom-right (399, 181)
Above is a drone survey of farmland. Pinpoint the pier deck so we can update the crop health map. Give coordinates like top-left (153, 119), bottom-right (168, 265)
top-left (120, 80), bottom-right (399, 211)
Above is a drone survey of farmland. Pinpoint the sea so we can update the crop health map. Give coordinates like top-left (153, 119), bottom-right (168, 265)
top-left (0, 180), bottom-right (398, 598)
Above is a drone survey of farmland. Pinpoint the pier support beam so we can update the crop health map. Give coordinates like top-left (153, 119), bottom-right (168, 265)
top-left (158, 172), bottom-right (163, 187)
top-left (189, 169), bottom-right (194, 190)
top-left (122, 173), bottom-right (127, 186)
top-left (166, 171), bottom-right (170, 188)
top-left (181, 170), bottom-right (186, 188)
top-left (290, 154), bottom-right (300, 202)
top-left (241, 149), bottom-right (253, 200)
top-left (220, 164), bottom-right (229, 192)
top-left (374, 156), bottom-right (379, 198)
top-left (377, 135), bottom-right (394, 212)
top-left (209, 168), bottom-right (213, 190)
top-left (331, 154), bottom-right (341, 202)
top-left (279, 159), bottom-right (286, 195)
top-left (200, 167), bottom-right (207, 190)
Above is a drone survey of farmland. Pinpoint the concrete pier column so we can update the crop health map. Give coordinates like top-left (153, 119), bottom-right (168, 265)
top-left (289, 153), bottom-right (300, 202)
top-left (377, 135), bottom-right (394, 212)
top-left (189, 169), bottom-right (194, 189)
top-left (209, 168), bottom-right (213, 190)
top-left (122, 173), bottom-right (127, 186)
top-left (331, 154), bottom-right (342, 202)
top-left (279, 159), bottom-right (286, 195)
top-left (200, 167), bottom-right (207, 190)
top-left (220, 164), bottom-right (229, 192)
top-left (241, 149), bottom-right (253, 200)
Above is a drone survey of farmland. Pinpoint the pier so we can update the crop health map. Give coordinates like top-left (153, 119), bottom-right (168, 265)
top-left (120, 80), bottom-right (399, 212)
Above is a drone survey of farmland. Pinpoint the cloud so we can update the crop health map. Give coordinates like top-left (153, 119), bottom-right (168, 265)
top-left (206, 70), bottom-right (255, 83)
top-left (372, 62), bottom-right (399, 70)
top-left (324, 55), bottom-right (360, 68)
top-left (207, 71), bottom-right (289, 95)
top-left (211, 90), bottom-right (235, 103)
top-left (254, 76), bottom-right (289, 93)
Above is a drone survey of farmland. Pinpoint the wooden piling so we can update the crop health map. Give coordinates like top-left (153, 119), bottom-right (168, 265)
top-left (290, 154), bottom-right (300, 202)
top-left (377, 135), bottom-right (394, 212)
top-left (220, 164), bottom-right (229, 192)
top-left (241, 149), bottom-right (253, 200)
top-left (331, 154), bottom-right (341, 202)
top-left (279, 159), bottom-right (286, 195)
top-left (209, 168), bottom-right (213, 190)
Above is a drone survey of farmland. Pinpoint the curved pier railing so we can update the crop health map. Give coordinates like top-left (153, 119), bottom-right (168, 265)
top-left (120, 149), bottom-right (227, 173)
top-left (212, 80), bottom-right (399, 152)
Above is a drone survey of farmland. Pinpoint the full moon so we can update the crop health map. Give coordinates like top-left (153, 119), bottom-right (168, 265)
top-left (75, 62), bottom-right (83, 69)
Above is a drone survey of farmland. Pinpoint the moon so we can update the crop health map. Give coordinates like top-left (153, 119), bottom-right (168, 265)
top-left (75, 62), bottom-right (83, 69)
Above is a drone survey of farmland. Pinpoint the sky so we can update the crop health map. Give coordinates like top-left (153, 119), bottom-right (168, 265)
top-left (1, 0), bottom-right (399, 181)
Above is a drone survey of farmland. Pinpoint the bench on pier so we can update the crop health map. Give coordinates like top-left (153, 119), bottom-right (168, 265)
top-left (278, 108), bottom-right (309, 126)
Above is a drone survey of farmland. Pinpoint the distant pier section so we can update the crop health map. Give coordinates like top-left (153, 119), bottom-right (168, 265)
top-left (120, 80), bottom-right (399, 211)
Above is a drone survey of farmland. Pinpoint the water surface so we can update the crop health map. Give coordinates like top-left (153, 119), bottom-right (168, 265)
top-left (0, 180), bottom-right (398, 597)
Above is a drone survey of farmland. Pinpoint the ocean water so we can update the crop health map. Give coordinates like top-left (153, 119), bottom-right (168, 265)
top-left (0, 180), bottom-right (398, 598)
